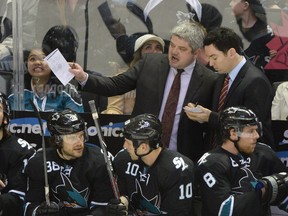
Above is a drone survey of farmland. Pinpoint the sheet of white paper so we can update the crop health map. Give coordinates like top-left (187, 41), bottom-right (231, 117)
top-left (44, 48), bottom-right (74, 86)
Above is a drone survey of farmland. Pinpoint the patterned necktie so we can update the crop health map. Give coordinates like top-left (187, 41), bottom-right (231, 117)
top-left (161, 69), bottom-right (184, 147)
top-left (211, 74), bottom-right (230, 149)
top-left (217, 74), bottom-right (230, 112)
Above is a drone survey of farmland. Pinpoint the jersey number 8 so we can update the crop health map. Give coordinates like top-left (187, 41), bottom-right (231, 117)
top-left (203, 172), bottom-right (216, 188)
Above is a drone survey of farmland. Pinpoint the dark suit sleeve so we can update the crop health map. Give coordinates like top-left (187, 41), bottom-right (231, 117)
top-left (243, 76), bottom-right (273, 122)
top-left (242, 74), bottom-right (274, 146)
top-left (208, 111), bottom-right (219, 129)
top-left (82, 63), bottom-right (141, 97)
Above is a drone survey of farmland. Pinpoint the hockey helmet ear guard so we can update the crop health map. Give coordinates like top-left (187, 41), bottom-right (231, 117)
top-left (123, 114), bottom-right (162, 149)
top-left (220, 106), bottom-right (262, 139)
top-left (47, 109), bottom-right (88, 144)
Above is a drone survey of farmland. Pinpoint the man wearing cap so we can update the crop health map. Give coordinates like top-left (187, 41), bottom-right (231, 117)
top-left (70, 20), bottom-right (218, 163)
top-left (103, 33), bottom-right (165, 115)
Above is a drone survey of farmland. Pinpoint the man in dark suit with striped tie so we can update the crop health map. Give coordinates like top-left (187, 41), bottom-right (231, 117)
top-left (184, 27), bottom-right (274, 149)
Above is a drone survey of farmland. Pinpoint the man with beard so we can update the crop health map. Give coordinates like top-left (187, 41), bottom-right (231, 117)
top-left (24, 109), bottom-right (114, 216)
top-left (196, 106), bottom-right (288, 215)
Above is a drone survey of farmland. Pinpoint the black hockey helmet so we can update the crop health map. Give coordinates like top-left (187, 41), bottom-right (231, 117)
top-left (123, 114), bottom-right (162, 149)
top-left (0, 92), bottom-right (10, 125)
top-left (220, 106), bottom-right (262, 139)
top-left (47, 109), bottom-right (86, 136)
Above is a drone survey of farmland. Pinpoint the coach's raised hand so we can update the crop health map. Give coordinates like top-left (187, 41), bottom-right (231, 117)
top-left (68, 62), bottom-right (88, 83)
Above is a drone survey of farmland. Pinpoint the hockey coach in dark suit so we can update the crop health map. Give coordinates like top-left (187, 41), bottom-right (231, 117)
top-left (70, 20), bottom-right (218, 162)
top-left (185, 27), bottom-right (274, 149)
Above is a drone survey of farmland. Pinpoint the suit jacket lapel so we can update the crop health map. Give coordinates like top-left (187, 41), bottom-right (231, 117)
top-left (225, 61), bottom-right (248, 104)
top-left (183, 62), bottom-right (203, 105)
top-left (158, 56), bottom-right (170, 108)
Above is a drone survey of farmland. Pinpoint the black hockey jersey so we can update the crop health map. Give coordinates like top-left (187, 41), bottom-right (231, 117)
top-left (24, 144), bottom-right (114, 216)
top-left (113, 148), bottom-right (195, 215)
top-left (237, 18), bottom-right (273, 70)
top-left (0, 135), bottom-right (35, 216)
top-left (196, 143), bottom-right (288, 216)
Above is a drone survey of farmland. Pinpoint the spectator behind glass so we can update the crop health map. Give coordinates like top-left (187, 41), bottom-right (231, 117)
top-left (271, 81), bottom-right (288, 120)
top-left (230, 0), bottom-right (274, 71)
top-left (102, 34), bottom-right (165, 115)
top-left (42, 25), bottom-right (78, 62)
top-left (0, 0), bottom-right (38, 71)
top-left (195, 3), bottom-right (223, 69)
top-left (41, 24), bottom-right (107, 112)
top-left (0, 16), bottom-right (12, 71)
top-left (8, 47), bottom-right (84, 112)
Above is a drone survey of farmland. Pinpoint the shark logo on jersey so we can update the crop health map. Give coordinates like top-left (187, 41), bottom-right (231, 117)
top-left (139, 166), bottom-right (151, 185)
top-left (248, 55), bottom-right (259, 65)
top-left (232, 167), bottom-right (258, 194)
top-left (131, 179), bottom-right (162, 215)
top-left (52, 172), bottom-right (89, 208)
top-left (62, 164), bottom-right (73, 177)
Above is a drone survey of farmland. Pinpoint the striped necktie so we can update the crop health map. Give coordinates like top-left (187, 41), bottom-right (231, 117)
top-left (217, 74), bottom-right (230, 112)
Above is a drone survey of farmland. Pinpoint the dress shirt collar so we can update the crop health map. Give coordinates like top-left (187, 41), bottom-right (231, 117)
top-left (228, 57), bottom-right (246, 82)
top-left (171, 60), bottom-right (196, 75)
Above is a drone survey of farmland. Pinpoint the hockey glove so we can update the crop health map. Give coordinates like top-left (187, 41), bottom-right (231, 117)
top-left (256, 172), bottom-right (288, 205)
top-left (106, 196), bottom-right (128, 216)
top-left (35, 201), bottom-right (60, 216)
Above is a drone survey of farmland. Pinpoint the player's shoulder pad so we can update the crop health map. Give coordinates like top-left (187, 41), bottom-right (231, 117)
top-left (255, 142), bottom-right (272, 151)
top-left (85, 143), bottom-right (102, 152)
top-left (5, 136), bottom-right (34, 151)
top-left (254, 142), bottom-right (277, 158)
top-left (158, 149), bottom-right (194, 173)
top-left (85, 143), bottom-right (113, 160)
top-left (114, 149), bottom-right (130, 163)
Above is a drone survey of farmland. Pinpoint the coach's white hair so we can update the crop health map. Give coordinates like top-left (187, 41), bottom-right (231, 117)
top-left (170, 20), bottom-right (206, 51)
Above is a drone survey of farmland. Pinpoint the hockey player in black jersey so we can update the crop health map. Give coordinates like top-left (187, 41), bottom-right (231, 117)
top-left (107, 113), bottom-right (195, 215)
top-left (196, 106), bottom-right (288, 216)
top-left (24, 109), bottom-right (114, 216)
top-left (0, 92), bottom-right (36, 216)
